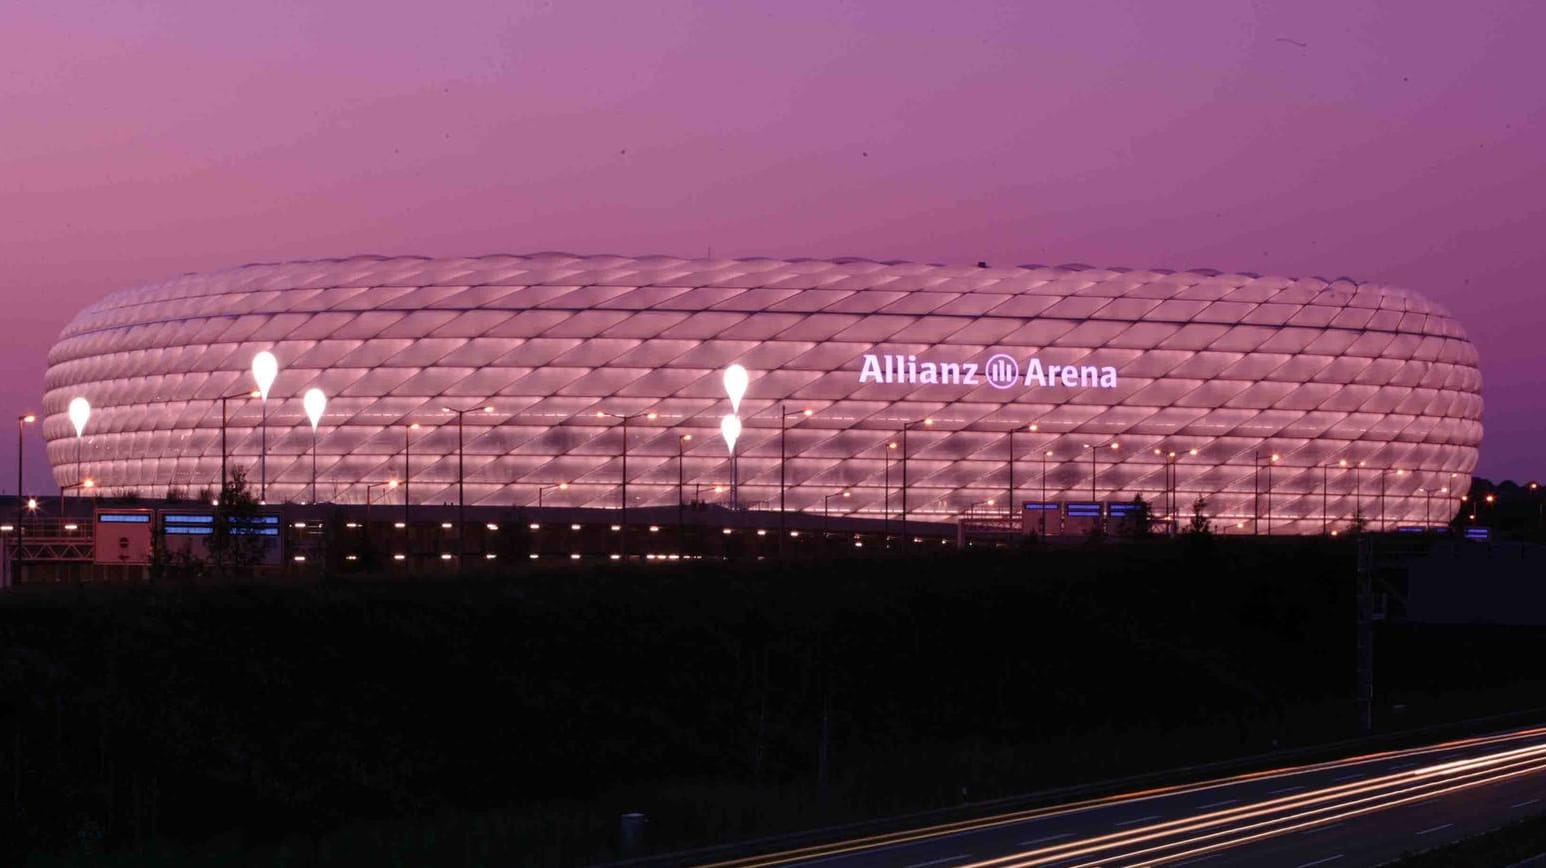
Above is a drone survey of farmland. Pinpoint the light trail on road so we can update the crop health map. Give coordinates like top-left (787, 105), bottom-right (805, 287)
top-left (699, 724), bottom-right (1546, 868)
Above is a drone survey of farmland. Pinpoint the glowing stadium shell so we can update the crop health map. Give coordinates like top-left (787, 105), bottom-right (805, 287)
top-left (43, 253), bottom-right (1482, 533)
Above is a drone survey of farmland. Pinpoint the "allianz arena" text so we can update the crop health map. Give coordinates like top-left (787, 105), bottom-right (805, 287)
top-left (857, 353), bottom-right (1120, 389)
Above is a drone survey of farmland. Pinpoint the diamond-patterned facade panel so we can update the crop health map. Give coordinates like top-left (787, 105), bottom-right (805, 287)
top-left (42, 254), bottom-right (1482, 533)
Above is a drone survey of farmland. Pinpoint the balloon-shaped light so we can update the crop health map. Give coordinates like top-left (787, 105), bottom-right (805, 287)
top-left (68, 397), bottom-right (91, 438)
top-left (722, 364), bottom-right (749, 414)
top-left (303, 388), bottom-right (327, 431)
top-left (720, 414), bottom-right (742, 454)
top-left (252, 351), bottom-right (279, 400)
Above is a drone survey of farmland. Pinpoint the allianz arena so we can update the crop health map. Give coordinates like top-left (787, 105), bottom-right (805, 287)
top-left (42, 253), bottom-right (1482, 534)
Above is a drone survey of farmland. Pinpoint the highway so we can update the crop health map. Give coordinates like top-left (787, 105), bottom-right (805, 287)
top-left (697, 724), bottom-right (1546, 868)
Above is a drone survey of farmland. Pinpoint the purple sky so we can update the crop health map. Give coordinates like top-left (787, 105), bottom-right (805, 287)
top-left (3, 1), bottom-right (1543, 491)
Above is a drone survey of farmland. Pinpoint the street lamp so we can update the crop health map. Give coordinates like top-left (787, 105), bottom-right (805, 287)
top-left (218, 389), bottom-right (260, 492)
top-left (1040, 449), bottom-right (1053, 536)
top-left (721, 414), bottom-right (742, 508)
top-left (824, 490), bottom-right (850, 534)
top-left (537, 482), bottom-right (569, 507)
top-left (1082, 440), bottom-right (1120, 503)
top-left (59, 478), bottom-right (94, 521)
top-left (595, 409), bottom-right (657, 558)
top-left (14, 413), bottom-right (35, 581)
top-left (775, 405), bottom-right (812, 546)
top-left (899, 418), bottom-right (934, 547)
top-left (403, 422), bottom-right (420, 528)
top-left (365, 479), bottom-right (399, 532)
top-left (303, 388), bottom-right (327, 504)
top-left (251, 351), bottom-right (279, 502)
top-left (1381, 468), bottom-right (1406, 532)
top-left (442, 403), bottom-right (495, 567)
top-left (677, 434), bottom-right (692, 548)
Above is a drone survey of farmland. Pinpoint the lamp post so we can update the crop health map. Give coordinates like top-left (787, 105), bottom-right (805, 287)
top-left (899, 418), bottom-right (934, 547)
top-left (883, 439), bottom-right (896, 539)
top-left (251, 351), bottom-right (279, 503)
top-left (1040, 449), bottom-right (1052, 536)
top-left (537, 482), bottom-right (568, 507)
top-left (59, 479), bottom-right (94, 522)
top-left (218, 389), bottom-right (260, 492)
top-left (303, 388), bottom-right (327, 504)
top-left (595, 410), bottom-right (657, 558)
top-left (721, 414), bottom-right (742, 510)
top-left (403, 423), bottom-right (420, 528)
top-left (1083, 439), bottom-right (1120, 508)
top-left (14, 413), bottom-right (34, 582)
top-left (677, 434), bottom-right (692, 549)
top-left (1267, 453), bottom-right (1280, 535)
top-left (442, 403), bottom-right (495, 568)
top-left (365, 479), bottom-right (399, 542)
top-left (823, 490), bottom-right (850, 535)
top-left (776, 405), bottom-right (812, 547)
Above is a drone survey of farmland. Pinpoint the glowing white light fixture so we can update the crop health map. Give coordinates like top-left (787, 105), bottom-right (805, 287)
top-left (303, 388), bottom-right (326, 430)
top-left (68, 397), bottom-right (91, 438)
top-left (251, 350), bottom-right (280, 500)
top-left (303, 387), bottom-right (326, 502)
top-left (721, 414), bottom-right (741, 453)
top-left (722, 364), bottom-right (749, 413)
top-left (67, 396), bottom-right (91, 484)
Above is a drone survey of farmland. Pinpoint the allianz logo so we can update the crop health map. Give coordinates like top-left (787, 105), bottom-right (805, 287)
top-left (858, 352), bottom-right (1119, 389)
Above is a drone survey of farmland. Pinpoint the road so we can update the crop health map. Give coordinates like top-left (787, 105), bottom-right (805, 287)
top-left (697, 724), bottom-right (1546, 868)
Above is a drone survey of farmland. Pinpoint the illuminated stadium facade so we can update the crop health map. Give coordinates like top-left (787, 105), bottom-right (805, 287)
top-left (42, 254), bottom-right (1482, 534)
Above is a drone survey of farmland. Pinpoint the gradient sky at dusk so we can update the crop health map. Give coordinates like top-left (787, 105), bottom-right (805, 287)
top-left (3, 1), bottom-right (1543, 491)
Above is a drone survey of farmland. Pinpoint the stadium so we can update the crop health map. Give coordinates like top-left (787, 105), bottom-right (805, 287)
top-left (41, 253), bottom-right (1482, 535)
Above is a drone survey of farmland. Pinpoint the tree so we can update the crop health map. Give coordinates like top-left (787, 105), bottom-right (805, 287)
top-left (1349, 509), bottom-right (1369, 535)
top-left (1185, 496), bottom-right (1212, 536)
top-left (207, 467), bottom-right (267, 577)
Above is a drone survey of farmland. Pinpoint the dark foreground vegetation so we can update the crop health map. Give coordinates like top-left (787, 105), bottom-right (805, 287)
top-left (1, 539), bottom-right (1543, 866)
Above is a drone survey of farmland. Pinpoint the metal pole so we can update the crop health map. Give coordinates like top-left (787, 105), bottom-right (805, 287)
top-left (1380, 469), bottom-right (1387, 532)
top-left (1041, 450), bottom-right (1048, 536)
top-left (1253, 452), bottom-right (1260, 535)
top-left (14, 416), bottom-right (24, 584)
top-left (1007, 428), bottom-right (1014, 515)
top-left (901, 425), bottom-right (908, 546)
top-left (678, 436), bottom-right (686, 552)
top-left (1266, 458), bottom-right (1273, 536)
top-left (1323, 464), bottom-right (1330, 535)
top-left (220, 394), bottom-right (228, 491)
top-left (1090, 445), bottom-right (1096, 502)
top-left (311, 426), bottom-right (318, 504)
top-left (883, 442), bottom-right (890, 539)
top-left (620, 415), bottom-right (628, 559)
top-left (779, 405), bottom-right (787, 545)
top-left (404, 426), bottom-right (411, 528)
top-left (457, 411), bottom-right (465, 568)
top-left (260, 398), bottom-right (267, 502)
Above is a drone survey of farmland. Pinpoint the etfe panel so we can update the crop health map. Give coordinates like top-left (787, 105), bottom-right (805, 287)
top-left (95, 510), bottom-right (154, 565)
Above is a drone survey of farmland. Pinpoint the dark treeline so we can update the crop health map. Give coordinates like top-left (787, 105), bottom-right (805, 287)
top-left (0, 539), bottom-right (1540, 866)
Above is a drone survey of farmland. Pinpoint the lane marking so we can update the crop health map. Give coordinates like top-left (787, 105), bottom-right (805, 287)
top-left (1197, 799), bottom-right (1238, 810)
top-left (1113, 814), bottom-right (1161, 827)
top-left (1416, 822), bottom-right (1454, 836)
top-left (1268, 785), bottom-right (1306, 795)
top-left (1016, 833), bottom-right (1072, 847)
top-left (903, 855), bottom-right (970, 868)
top-left (1295, 855), bottom-right (1344, 867)
top-left (1513, 798), bottom-right (1540, 809)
